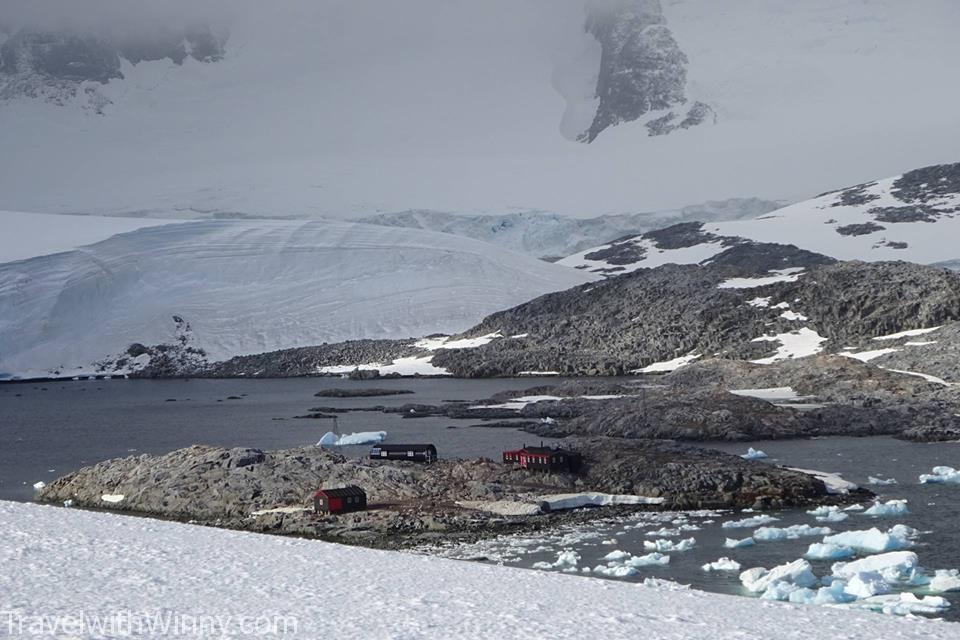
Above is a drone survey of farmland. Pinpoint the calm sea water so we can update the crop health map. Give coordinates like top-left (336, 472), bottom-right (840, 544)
top-left (0, 377), bottom-right (565, 501)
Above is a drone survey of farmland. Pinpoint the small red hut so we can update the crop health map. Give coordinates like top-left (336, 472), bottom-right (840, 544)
top-left (313, 485), bottom-right (367, 514)
top-left (502, 444), bottom-right (581, 473)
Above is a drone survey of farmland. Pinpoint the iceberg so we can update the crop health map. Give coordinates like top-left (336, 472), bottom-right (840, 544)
top-left (590, 564), bottom-right (638, 578)
top-left (805, 543), bottom-right (855, 561)
top-left (855, 592), bottom-right (951, 616)
top-left (919, 466), bottom-right (960, 484)
top-left (703, 557), bottom-right (742, 572)
top-left (867, 476), bottom-right (898, 486)
top-left (625, 553), bottom-right (671, 568)
top-left (721, 515), bottom-right (779, 529)
top-left (844, 572), bottom-right (893, 599)
top-left (32, 481), bottom-right (46, 492)
top-left (317, 431), bottom-right (387, 447)
top-left (822, 527), bottom-right (914, 554)
top-left (533, 550), bottom-right (581, 572)
top-left (754, 524), bottom-right (832, 542)
top-left (863, 499), bottom-right (909, 517)
top-left (724, 537), bottom-right (756, 549)
top-left (602, 550), bottom-right (631, 562)
top-left (741, 447), bottom-right (768, 460)
top-left (830, 551), bottom-right (920, 582)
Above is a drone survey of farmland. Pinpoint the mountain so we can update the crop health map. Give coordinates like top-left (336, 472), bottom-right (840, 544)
top-left (357, 199), bottom-right (780, 260)
top-left (0, 217), bottom-right (594, 379)
top-left (562, 162), bottom-right (960, 275)
top-left (2, 1), bottom-right (958, 218)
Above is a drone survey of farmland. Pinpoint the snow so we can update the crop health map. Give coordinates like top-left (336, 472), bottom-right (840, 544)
top-left (6, 501), bottom-right (958, 639)
top-left (722, 515), bottom-right (779, 529)
top-left (805, 543), bottom-right (855, 561)
top-left (839, 348), bottom-right (901, 363)
top-left (456, 500), bottom-right (544, 517)
top-left (747, 297), bottom-right (771, 308)
top-left (703, 557), bottom-right (742, 572)
top-left (741, 447), bottom-right (768, 460)
top-left (863, 500), bottom-right (910, 518)
top-left (718, 268), bottom-right (805, 290)
top-left (724, 537), bottom-right (756, 549)
top-left (754, 525), bottom-right (833, 542)
top-left (730, 387), bottom-right (803, 402)
top-left (884, 369), bottom-right (950, 386)
top-left (100, 494), bottom-right (125, 504)
top-left (0, 210), bottom-right (185, 265)
top-left (919, 466), bottom-right (960, 485)
top-left (873, 327), bottom-right (942, 341)
top-left (0, 219), bottom-right (592, 378)
top-left (317, 431), bottom-right (386, 447)
top-left (633, 353), bottom-right (701, 374)
top-left (750, 328), bottom-right (828, 365)
top-left (822, 527), bottom-right (915, 555)
top-left (539, 493), bottom-right (665, 511)
top-left (787, 468), bottom-right (858, 495)
top-left (414, 332), bottom-right (502, 351)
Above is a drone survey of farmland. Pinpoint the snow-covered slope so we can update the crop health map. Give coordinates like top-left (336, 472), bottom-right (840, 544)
top-left (0, 210), bottom-right (184, 264)
top-left (358, 198), bottom-right (780, 260)
top-left (0, 219), bottom-right (594, 379)
top-left (1, 1), bottom-right (958, 218)
top-left (3, 501), bottom-right (955, 639)
top-left (562, 163), bottom-right (960, 275)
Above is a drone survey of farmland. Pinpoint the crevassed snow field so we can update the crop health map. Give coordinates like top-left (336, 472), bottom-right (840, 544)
top-left (1, 501), bottom-right (955, 640)
top-left (0, 218), bottom-right (594, 377)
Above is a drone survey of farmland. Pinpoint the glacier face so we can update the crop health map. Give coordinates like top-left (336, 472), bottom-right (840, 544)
top-left (0, 218), bottom-right (595, 378)
top-left (0, 1), bottom-right (958, 218)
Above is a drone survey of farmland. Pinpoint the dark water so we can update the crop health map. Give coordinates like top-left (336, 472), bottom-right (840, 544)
top-left (438, 436), bottom-right (960, 620)
top-left (0, 377), bottom-right (566, 501)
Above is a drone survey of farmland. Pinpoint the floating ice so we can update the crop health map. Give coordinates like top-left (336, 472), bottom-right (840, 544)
top-left (645, 528), bottom-right (681, 537)
top-left (844, 572), bottom-right (893, 599)
top-left (643, 537), bottom-right (696, 553)
top-left (590, 564), bottom-right (638, 578)
top-left (724, 537), bottom-right (756, 549)
top-left (919, 466), bottom-right (960, 484)
top-left (754, 524), bottom-right (832, 542)
top-left (532, 550), bottom-right (581, 572)
top-left (722, 515), bottom-right (779, 529)
top-left (929, 569), bottom-right (960, 593)
top-left (602, 550), bottom-right (631, 562)
top-left (830, 551), bottom-right (919, 582)
top-left (31, 481), bottom-right (46, 492)
top-left (867, 476), bottom-right (898, 486)
top-left (806, 505), bottom-right (849, 523)
top-left (854, 592), bottom-right (951, 616)
top-left (625, 552), bottom-right (671, 568)
top-left (703, 557), bottom-right (742, 572)
top-left (741, 447), bottom-right (768, 460)
top-left (317, 431), bottom-right (387, 446)
top-left (863, 499), bottom-right (909, 517)
top-left (740, 559), bottom-right (819, 593)
top-left (844, 504), bottom-right (865, 511)
top-left (822, 527), bottom-right (914, 554)
top-left (805, 543), bottom-right (855, 561)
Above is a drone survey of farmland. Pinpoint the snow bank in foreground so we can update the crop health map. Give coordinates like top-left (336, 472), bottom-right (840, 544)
top-left (317, 431), bottom-right (387, 446)
top-left (2, 501), bottom-right (956, 639)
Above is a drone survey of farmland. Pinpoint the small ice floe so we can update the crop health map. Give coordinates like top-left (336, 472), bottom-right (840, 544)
top-left (317, 431), bottom-right (387, 446)
top-left (645, 527), bottom-right (681, 537)
top-left (721, 514), bottom-right (779, 529)
top-left (822, 525), bottom-right (916, 554)
top-left (62, 499), bottom-right (74, 508)
top-left (740, 559), bottom-right (819, 594)
top-left (806, 505), bottom-right (848, 523)
top-left (753, 524), bottom-right (832, 542)
top-left (805, 542), bottom-right (855, 561)
top-left (919, 466), bottom-right (960, 484)
top-left (740, 447), bottom-right (768, 460)
top-left (830, 550), bottom-right (919, 582)
top-left (702, 557), bottom-right (741, 572)
top-left (852, 592), bottom-right (951, 616)
top-left (867, 476), bottom-right (898, 486)
top-left (32, 481), bottom-right (46, 492)
top-left (844, 503), bottom-right (865, 511)
top-left (863, 499), bottom-right (909, 517)
top-left (928, 569), bottom-right (960, 593)
top-left (602, 550), bottom-right (631, 562)
top-left (724, 537), bottom-right (756, 549)
top-left (643, 537), bottom-right (696, 553)
top-left (100, 494), bottom-right (125, 503)
top-left (532, 550), bottom-right (580, 572)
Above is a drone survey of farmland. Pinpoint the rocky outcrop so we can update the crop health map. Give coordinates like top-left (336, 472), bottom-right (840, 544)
top-left (37, 439), bottom-right (842, 547)
top-left (580, 0), bottom-right (710, 142)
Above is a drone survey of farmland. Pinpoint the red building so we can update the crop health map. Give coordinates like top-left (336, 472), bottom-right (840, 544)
top-left (502, 444), bottom-right (581, 473)
top-left (313, 485), bottom-right (367, 514)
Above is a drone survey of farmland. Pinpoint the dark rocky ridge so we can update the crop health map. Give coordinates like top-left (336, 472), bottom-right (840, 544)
top-left (37, 440), bottom-right (845, 547)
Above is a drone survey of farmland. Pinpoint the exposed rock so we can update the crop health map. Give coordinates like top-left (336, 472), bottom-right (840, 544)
top-left (37, 439), bottom-right (844, 547)
top-left (836, 222), bottom-right (886, 236)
